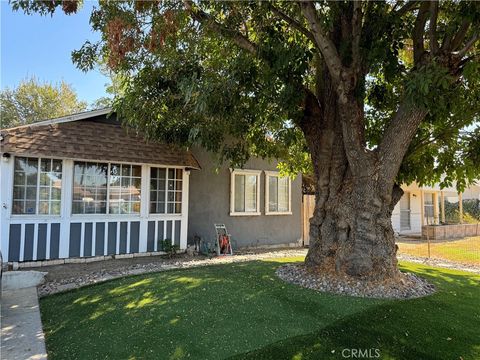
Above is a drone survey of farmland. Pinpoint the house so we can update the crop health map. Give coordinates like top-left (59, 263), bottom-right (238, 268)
top-left (0, 109), bottom-right (303, 264)
top-left (391, 182), bottom-right (467, 235)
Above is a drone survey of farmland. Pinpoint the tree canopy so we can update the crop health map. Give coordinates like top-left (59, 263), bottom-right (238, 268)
top-left (0, 76), bottom-right (87, 128)
top-left (11, 0), bottom-right (480, 190)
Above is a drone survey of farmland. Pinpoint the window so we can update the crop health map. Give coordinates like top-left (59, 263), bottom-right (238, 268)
top-left (73, 162), bottom-right (142, 215)
top-left (109, 164), bottom-right (142, 214)
top-left (230, 169), bottom-right (261, 216)
top-left (73, 162), bottom-right (108, 214)
top-left (150, 168), bottom-right (182, 214)
top-left (265, 172), bottom-right (291, 215)
top-left (13, 157), bottom-right (62, 215)
top-left (424, 192), bottom-right (435, 225)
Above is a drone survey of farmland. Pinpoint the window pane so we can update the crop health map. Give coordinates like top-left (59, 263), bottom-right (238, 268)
top-left (234, 174), bottom-right (245, 212)
top-left (72, 162), bottom-right (107, 214)
top-left (25, 201), bottom-right (36, 214)
top-left (13, 201), bottom-right (24, 214)
top-left (175, 169), bottom-right (183, 180)
top-left (50, 201), bottom-right (61, 215)
top-left (269, 176), bottom-right (278, 212)
top-left (108, 163), bottom-right (141, 214)
top-left (278, 177), bottom-right (289, 212)
top-left (245, 175), bottom-right (257, 212)
top-left (13, 186), bottom-right (25, 200)
top-left (13, 157), bottom-right (39, 214)
top-left (175, 203), bottom-right (182, 213)
top-left (151, 167), bottom-right (182, 214)
top-left (38, 201), bottom-right (50, 214)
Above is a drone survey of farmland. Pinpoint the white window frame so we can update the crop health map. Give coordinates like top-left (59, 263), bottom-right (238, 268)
top-left (149, 167), bottom-right (184, 215)
top-left (265, 171), bottom-right (292, 215)
top-left (71, 161), bottom-right (142, 216)
top-left (230, 169), bottom-right (261, 216)
top-left (11, 156), bottom-right (63, 217)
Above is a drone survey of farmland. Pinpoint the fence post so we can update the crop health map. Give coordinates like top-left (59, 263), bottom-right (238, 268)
top-left (426, 215), bottom-right (431, 259)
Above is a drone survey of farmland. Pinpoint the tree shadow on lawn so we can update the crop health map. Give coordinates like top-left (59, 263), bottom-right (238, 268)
top-left (232, 262), bottom-right (480, 360)
top-left (39, 260), bottom-right (479, 360)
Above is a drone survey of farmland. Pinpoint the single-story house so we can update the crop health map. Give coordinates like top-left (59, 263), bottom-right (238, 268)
top-left (0, 109), bottom-right (303, 264)
top-left (391, 182), bottom-right (465, 235)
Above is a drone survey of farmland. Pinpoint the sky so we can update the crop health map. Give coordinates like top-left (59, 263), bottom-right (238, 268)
top-left (1, 0), bottom-right (109, 105)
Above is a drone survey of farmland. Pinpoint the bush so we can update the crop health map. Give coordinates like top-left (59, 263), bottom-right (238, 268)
top-left (159, 239), bottom-right (180, 258)
top-left (444, 199), bottom-right (480, 224)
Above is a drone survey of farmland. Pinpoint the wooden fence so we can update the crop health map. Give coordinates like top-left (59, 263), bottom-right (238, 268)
top-left (302, 195), bottom-right (315, 246)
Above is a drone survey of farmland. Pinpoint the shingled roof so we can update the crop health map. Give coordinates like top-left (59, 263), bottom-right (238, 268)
top-left (0, 111), bottom-right (200, 169)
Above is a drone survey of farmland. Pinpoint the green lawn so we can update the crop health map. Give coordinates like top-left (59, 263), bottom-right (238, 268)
top-left (40, 258), bottom-right (480, 360)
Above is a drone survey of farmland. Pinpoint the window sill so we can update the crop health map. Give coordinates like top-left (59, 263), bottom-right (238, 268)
top-left (229, 212), bottom-right (261, 217)
top-left (265, 212), bottom-right (293, 216)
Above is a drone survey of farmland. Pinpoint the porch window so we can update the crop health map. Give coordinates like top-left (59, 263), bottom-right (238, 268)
top-left (109, 164), bottom-right (142, 214)
top-left (230, 169), bottom-right (261, 216)
top-left (73, 162), bottom-right (143, 215)
top-left (150, 168), bottom-right (182, 214)
top-left (72, 162), bottom-right (108, 214)
top-left (13, 157), bottom-right (63, 215)
top-left (265, 172), bottom-right (291, 215)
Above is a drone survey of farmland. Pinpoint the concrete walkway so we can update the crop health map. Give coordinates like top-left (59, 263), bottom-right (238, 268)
top-left (1, 271), bottom-right (47, 360)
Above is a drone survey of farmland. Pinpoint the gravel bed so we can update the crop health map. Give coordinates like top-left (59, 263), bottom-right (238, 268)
top-left (37, 248), bottom-right (308, 297)
top-left (276, 264), bottom-right (436, 299)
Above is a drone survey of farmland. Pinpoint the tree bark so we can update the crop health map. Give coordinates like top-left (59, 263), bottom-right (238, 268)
top-left (300, 75), bottom-right (404, 282)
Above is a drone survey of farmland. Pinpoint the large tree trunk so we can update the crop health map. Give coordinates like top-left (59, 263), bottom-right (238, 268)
top-left (306, 177), bottom-right (402, 281)
top-left (300, 73), bottom-right (406, 282)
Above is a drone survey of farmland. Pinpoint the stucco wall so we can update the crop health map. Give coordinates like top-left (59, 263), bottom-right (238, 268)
top-left (187, 148), bottom-right (303, 248)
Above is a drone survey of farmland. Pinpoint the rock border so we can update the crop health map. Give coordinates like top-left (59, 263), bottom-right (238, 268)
top-left (276, 263), bottom-right (436, 299)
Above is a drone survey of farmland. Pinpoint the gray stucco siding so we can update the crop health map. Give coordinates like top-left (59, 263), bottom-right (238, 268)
top-left (188, 148), bottom-right (302, 248)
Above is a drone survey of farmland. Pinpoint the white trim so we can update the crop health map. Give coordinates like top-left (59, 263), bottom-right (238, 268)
top-left (180, 170), bottom-right (190, 249)
top-left (32, 223), bottom-right (38, 261)
top-left (1, 158), bottom-right (14, 260)
top-left (80, 222), bottom-right (85, 257)
top-left (59, 159), bottom-right (73, 259)
top-left (3, 108), bottom-right (112, 131)
top-left (264, 171), bottom-right (292, 216)
top-left (138, 164), bottom-right (149, 253)
top-left (229, 169), bottom-right (262, 216)
top-left (103, 219), bottom-right (108, 255)
top-left (19, 224), bottom-right (25, 262)
top-left (45, 223), bottom-right (51, 260)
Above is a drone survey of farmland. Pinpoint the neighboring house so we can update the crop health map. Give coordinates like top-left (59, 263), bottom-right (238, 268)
top-left (391, 182), bottom-right (464, 235)
top-left (0, 109), bottom-right (302, 264)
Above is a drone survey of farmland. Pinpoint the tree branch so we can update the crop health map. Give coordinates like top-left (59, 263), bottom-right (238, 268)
top-left (450, 20), bottom-right (471, 51)
top-left (183, 0), bottom-right (258, 56)
top-left (393, 1), bottom-right (419, 17)
top-left (378, 101), bottom-right (427, 189)
top-left (267, 3), bottom-right (316, 44)
top-left (428, 1), bottom-right (439, 56)
top-left (456, 32), bottom-right (479, 58)
top-left (412, 1), bottom-right (430, 66)
top-left (351, 1), bottom-right (363, 75)
top-left (299, 1), bottom-right (346, 97)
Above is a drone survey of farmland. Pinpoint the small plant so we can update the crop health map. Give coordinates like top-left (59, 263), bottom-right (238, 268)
top-left (159, 239), bottom-right (180, 258)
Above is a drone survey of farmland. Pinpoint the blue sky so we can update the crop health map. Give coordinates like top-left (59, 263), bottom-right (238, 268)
top-left (1, 0), bottom-right (109, 105)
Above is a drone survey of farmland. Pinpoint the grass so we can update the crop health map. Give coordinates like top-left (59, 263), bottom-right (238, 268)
top-left (397, 236), bottom-right (480, 265)
top-left (40, 258), bottom-right (480, 360)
